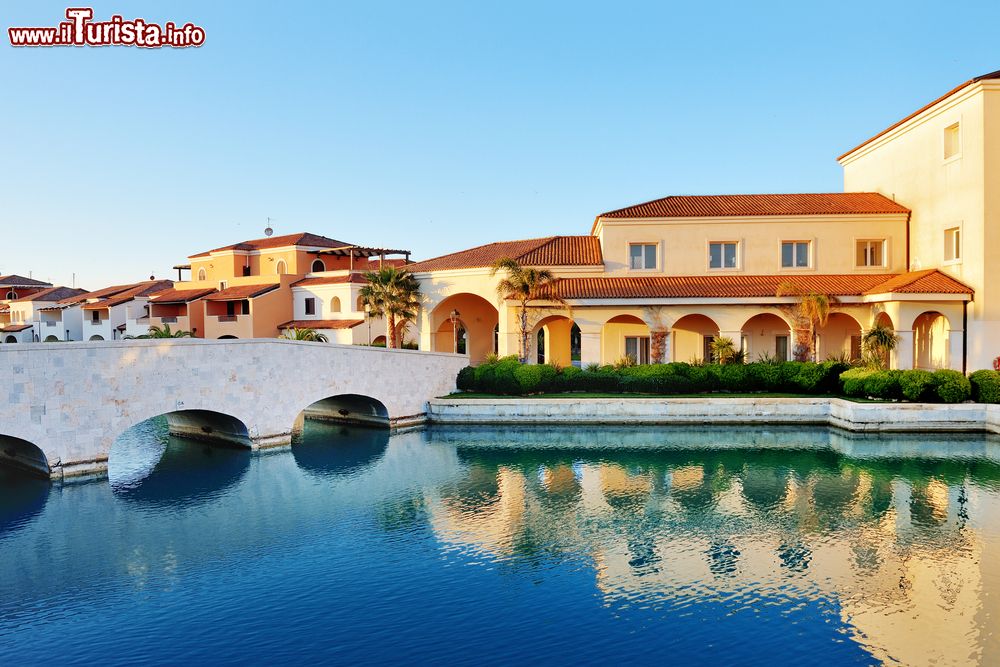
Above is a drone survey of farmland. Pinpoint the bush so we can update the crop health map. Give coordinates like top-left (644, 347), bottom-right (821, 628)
top-left (898, 370), bottom-right (934, 402)
top-left (970, 369), bottom-right (1000, 403)
top-left (841, 368), bottom-right (875, 397)
top-left (931, 369), bottom-right (972, 403)
top-left (456, 366), bottom-right (476, 391)
top-left (862, 370), bottom-right (902, 400)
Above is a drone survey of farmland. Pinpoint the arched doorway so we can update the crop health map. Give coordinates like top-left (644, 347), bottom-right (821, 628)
top-left (432, 293), bottom-right (499, 364)
top-left (602, 315), bottom-right (651, 364)
top-left (741, 313), bottom-right (791, 362)
top-left (532, 315), bottom-right (578, 366)
top-left (4, 336), bottom-right (16, 344)
top-left (43, 335), bottom-right (59, 342)
top-left (670, 314), bottom-right (719, 362)
top-left (817, 312), bottom-right (863, 362)
top-left (913, 311), bottom-right (949, 369)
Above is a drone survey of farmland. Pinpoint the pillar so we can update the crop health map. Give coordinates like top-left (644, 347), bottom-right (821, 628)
top-left (894, 330), bottom-right (914, 370)
top-left (948, 328), bottom-right (964, 372)
top-left (580, 331), bottom-right (602, 367)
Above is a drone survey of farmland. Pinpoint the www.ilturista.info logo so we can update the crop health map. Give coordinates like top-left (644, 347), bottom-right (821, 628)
top-left (8, 8), bottom-right (205, 48)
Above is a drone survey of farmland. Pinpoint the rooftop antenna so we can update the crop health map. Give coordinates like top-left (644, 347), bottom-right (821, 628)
top-left (264, 217), bottom-right (275, 237)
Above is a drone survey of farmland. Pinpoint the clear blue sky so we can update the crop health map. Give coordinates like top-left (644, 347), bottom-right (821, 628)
top-left (3, 0), bottom-right (999, 288)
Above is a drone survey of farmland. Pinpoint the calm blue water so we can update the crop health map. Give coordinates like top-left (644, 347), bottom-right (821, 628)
top-left (1, 421), bottom-right (999, 666)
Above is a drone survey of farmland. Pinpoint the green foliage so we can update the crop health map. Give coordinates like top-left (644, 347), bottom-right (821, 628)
top-left (930, 369), bottom-right (971, 403)
top-left (970, 370), bottom-right (1000, 403)
top-left (899, 369), bottom-right (934, 402)
top-left (613, 356), bottom-right (637, 370)
top-left (457, 366), bottom-right (476, 392)
top-left (840, 368), bottom-right (876, 397)
top-left (709, 336), bottom-right (738, 364)
top-left (862, 370), bottom-right (902, 400)
top-left (280, 327), bottom-right (329, 342)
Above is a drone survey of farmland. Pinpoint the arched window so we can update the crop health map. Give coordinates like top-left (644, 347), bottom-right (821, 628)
top-left (331, 296), bottom-right (341, 313)
top-left (311, 259), bottom-right (325, 273)
top-left (6, 290), bottom-right (17, 299)
top-left (276, 260), bottom-right (287, 275)
top-left (197, 268), bottom-right (207, 281)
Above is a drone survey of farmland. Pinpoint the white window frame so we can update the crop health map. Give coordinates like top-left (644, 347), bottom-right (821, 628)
top-left (943, 225), bottom-right (962, 265)
top-left (627, 242), bottom-right (659, 271)
top-left (854, 238), bottom-right (888, 269)
top-left (304, 297), bottom-right (316, 316)
top-left (943, 122), bottom-right (961, 161)
top-left (624, 335), bottom-right (651, 364)
top-left (708, 240), bottom-right (741, 271)
top-left (780, 240), bottom-right (813, 270)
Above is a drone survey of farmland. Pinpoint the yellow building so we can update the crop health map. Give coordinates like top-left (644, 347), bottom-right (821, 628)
top-left (409, 71), bottom-right (1000, 371)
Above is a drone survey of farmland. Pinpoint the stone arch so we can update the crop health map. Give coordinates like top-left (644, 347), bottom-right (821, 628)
top-left (296, 393), bottom-right (390, 429)
top-left (43, 335), bottom-right (59, 342)
top-left (913, 311), bottom-right (950, 370)
top-left (372, 335), bottom-right (387, 347)
top-left (431, 293), bottom-right (500, 363)
top-left (741, 313), bottom-right (791, 362)
top-left (0, 433), bottom-right (50, 478)
top-left (88, 335), bottom-right (104, 341)
top-left (330, 296), bottom-right (342, 313)
top-left (311, 259), bottom-right (326, 273)
top-left (670, 314), bottom-right (719, 363)
top-left (817, 312), bottom-right (863, 362)
top-left (4, 335), bottom-right (17, 344)
top-left (111, 409), bottom-right (252, 454)
top-left (532, 314), bottom-right (577, 366)
top-left (872, 310), bottom-right (894, 330)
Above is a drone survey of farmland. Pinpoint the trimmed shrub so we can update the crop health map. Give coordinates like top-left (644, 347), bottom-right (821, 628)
top-left (841, 368), bottom-right (875, 397)
top-left (898, 369), bottom-right (934, 402)
top-left (862, 370), bottom-right (902, 400)
top-left (970, 369), bottom-right (1000, 403)
top-left (931, 369), bottom-right (972, 403)
top-left (456, 366), bottom-right (476, 392)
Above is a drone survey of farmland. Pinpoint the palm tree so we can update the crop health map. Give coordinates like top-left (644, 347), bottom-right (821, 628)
top-left (862, 324), bottom-right (900, 369)
top-left (360, 267), bottom-right (421, 349)
top-left (280, 327), bottom-right (328, 343)
top-left (776, 282), bottom-right (834, 361)
top-left (710, 336), bottom-right (739, 364)
top-left (491, 258), bottom-right (567, 363)
top-left (125, 324), bottom-right (193, 339)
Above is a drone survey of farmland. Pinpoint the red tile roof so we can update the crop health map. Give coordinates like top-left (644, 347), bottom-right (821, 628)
top-left (278, 319), bottom-right (364, 330)
top-left (190, 232), bottom-right (354, 258)
top-left (292, 273), bottom-right (367, 288)
top-left (11, 286), bottom-right (89, 303)
top-left (596, 193), bottom-right (909, 221)
top-left (407, 236), bottom-right (603, 273)
top-left (550, 270), bottom-right (971, 300)
top-left (79, 280), bottom-right (174, 310)
top-left (204, 284), bottom-right (280, 301)
top-left (0, 304), bottom-right (8, 312)
top-left (839, 69), bottom-right (1000, 161)
top-left (147, 287), bottom-right (217, 304)
top-left (0, 324), bottom-right (32, 333)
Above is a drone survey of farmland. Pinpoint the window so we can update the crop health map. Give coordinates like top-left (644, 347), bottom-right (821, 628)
top-left (5, 290), bottom-right (16, 299)
top-left (91, 310), bottom-right (100, 324)
top-left (775, 335), bottom-right (789, 362)
top-left (625, 336), bottom-right (650, 364)
top-left (311, 259), bottom-right (325, 273)
top-left (330, 296), bottom-right (341, 313)
top-left (275, 260), bottom-right (287, 275)
top-left (304, 297), bottom-right (316, 316)
top-left (242, 265), bottom-right (252, 277)
top-left (944, 226), bottom-right (961, 262)
top-left (197, 268), bottom-right (207, 281)
top-left (781, 241), bottom-right (810, 268)
top-left (709, 242), bottom-right (738, 269)
top-left (702, 336), bottom-right (715, 362)
top-left (855, 239), bottom-right (885, 267)
top-left (629, 243), bottom-right (657, 270)
top-left (944, 122), bottom-right (961, 159)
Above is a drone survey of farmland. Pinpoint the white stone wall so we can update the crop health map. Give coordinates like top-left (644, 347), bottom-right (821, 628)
top-left (1, 339), bottom-right (466, 476)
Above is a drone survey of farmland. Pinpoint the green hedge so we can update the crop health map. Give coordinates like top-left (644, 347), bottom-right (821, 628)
top-left (457, 358), bottom-right (983, 403)
top-left (455, 358), bottom-right (849, 396)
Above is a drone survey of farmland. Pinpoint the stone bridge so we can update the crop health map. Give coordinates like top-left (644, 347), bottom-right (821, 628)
top-left (0, 339), bottom-right (466, 479)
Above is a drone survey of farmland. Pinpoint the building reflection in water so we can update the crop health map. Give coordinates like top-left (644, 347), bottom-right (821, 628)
top-left (422, 426), bottom-right (1000, 666)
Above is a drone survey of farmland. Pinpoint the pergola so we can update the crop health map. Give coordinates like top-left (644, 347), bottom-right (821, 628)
top-left (311, 245), bottom-right (411, 272)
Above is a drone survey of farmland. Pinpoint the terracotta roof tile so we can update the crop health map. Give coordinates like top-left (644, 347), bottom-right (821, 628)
top-left (552, 270), bottom-right (971, 300)
top-left (597, 193), bottom-right (909, 221)
top-left (0, 275), bottom-right (52, 287)
top-left (190, 232), bottom-right (354, 258)
top-left (407, 236), bottom-right (603, 273)
top-left (292, 273), bottom-right (367, 287)
top-left (204, 284), bottom-right (280, 301)
top-left (839, 69), bottom-right (1000, 160)
top-left (0, 304), bottom-right (9, 312)
top-left (278, 319), bottom-right (364, 330)
top-left (11, 286), bottom-right (89, 303)
top-left (864, 269), bottom-right (973, 295)
top-left (79, 280), bottom-right (174, 310)
top-left (0, 324), bottom-right (32, 333)
top-left (148, 287), bottom-right (218, 304)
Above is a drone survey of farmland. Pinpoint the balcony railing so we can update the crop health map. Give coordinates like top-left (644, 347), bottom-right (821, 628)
top-left (217, 315), bottom-right (238, 323)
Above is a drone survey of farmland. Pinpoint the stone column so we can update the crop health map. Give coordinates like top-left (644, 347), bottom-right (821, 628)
top-left (894, 330), bottom-right (914, 370)
top-left (580, 331), bottom-right (602, 367)
top-left (948, 328), bottom-right (964, 371)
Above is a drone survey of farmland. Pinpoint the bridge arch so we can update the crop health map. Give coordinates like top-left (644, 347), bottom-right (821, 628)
top-left (0, 433), bottom-right (50, 478)
top-left (296, 393), bottom-right (390, 429)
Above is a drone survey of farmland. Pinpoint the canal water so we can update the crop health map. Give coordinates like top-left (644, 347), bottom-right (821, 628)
top-left (1, 420), bottom-right (999, 666)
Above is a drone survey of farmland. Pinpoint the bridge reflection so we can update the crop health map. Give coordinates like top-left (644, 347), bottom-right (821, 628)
top-left (291, 422), bottom-right (390, 479)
